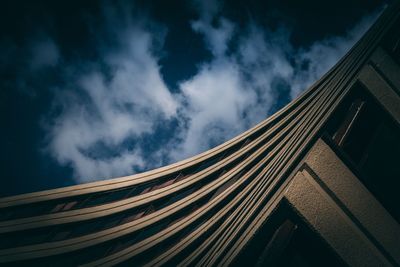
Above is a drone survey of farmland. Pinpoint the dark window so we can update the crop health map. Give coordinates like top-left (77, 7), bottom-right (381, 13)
top-left (258, 220), bottom-right (345, 267)
top-left (234, 202), bottom-right (346, 267)
top-left (382, 15), bottom-right (400, 65)
top-left (327, 84), bottom-right (400, 223)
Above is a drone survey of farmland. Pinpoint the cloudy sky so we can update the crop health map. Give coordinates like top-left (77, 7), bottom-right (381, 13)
top-left (0, 0), bottom-right (386, 197)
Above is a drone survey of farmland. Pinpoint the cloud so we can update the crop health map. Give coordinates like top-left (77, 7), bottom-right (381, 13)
top-left (0, 34), bottom-right (61, 100)
top-left (29, 37), bottom-right (60, 70)
top-left (289, 10), bottom-right (382, 98)
top-left (190, 0), bottom-right (234, 58)
top-left (172, 58), bottom-right (256, 159)
top-left (0, 34), bottom-right (60, 72)
top-left (167, 5), bottom-right (381, 161)
top-left (43, 1), bottom-right (381, 183)
top-left (191, 18), bottom-right (234, 57)
top-left (236, 25), bottom-right (294, 121)
top-left (47, 12), bottom-right (178, 181)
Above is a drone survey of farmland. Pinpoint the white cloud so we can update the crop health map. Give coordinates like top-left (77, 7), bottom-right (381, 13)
top-left (47, 24), bottom-right (178, 182)
top-left (236, 25), bottom-right (294, 122)
top-left (45, 1), bottom-right (382, 183)
top-left (166, 2), bottom-right (382, 162)
top-left (172, 58), bottom-right (256, 159)
top-left (290, 10), bottom-right (382, 98)
top-left (191, 18), bottom-right (234, 57)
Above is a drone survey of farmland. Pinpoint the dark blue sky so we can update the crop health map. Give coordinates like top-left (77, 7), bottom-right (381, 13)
top-left (0, 0), bottom-right (386, 197)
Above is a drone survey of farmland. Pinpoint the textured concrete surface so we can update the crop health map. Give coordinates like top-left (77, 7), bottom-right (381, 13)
top-left (284, 170), bottom-right (391, 267)
top-left (359, 65), bottom-right (400, 125)
top-left (371, 47), bottom-right (400, 95)
top-left (304, 139), bottom-right (400, 265)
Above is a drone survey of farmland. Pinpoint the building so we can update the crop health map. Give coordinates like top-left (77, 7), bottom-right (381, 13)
top-left (0, 2), bottom-right (400, 266)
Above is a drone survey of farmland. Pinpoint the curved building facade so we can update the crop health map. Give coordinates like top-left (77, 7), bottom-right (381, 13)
top-left (1, 2), bottom-right (400, 266)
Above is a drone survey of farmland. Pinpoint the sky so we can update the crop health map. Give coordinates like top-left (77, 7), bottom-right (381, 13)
top-left (0, 0), bottom-right (387, 197)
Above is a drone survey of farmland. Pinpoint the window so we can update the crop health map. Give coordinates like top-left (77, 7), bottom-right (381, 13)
top-left (233, 202), bottom-right (346, 267)
top-left (327, 84), bottom-right (400, 223)
top-left (382, 15), bottom-right (400, 65)
top-left (258, 220), bottom-right (346, 267)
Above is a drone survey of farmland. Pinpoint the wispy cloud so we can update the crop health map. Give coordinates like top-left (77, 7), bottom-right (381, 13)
top-left (47, 6), bottom-right (178, 181)
top-left (289, 11), bottom-right (382, 98)
top-left (29, 37), bottom-right (60, 70)
top-left (168, 3), bottom-right (382, 161)
top-left (42, 1), bottom-right (381, 183)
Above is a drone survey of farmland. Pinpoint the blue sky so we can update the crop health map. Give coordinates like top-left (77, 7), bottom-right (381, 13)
top-left (0, 0), bottom-right (385, 196)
